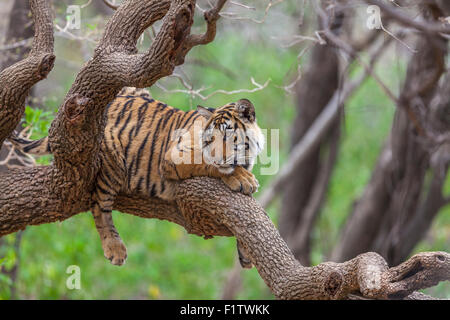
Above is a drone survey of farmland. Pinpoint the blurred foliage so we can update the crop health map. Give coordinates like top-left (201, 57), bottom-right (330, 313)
top-left (0, 1), bottom-right (448, 300)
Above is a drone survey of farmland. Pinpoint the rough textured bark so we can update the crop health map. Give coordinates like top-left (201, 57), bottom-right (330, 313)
top-left (279, 13), bottom-right (341, 265)
top-left (0, 0), bottom-right (37, 171)
top-left (331, 2), bottom-right (449, 266)
top-left (0, 0), bottom-right (448, 300)
top-left (0, 0), bottom-right (36, 299)
top-left (2, 174), bottom-right (449, 300)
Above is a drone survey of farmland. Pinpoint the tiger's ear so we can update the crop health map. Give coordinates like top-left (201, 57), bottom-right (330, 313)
top-left (197, 105), bottom-right (213, 119)
top-left (237, 99), bottom-right (255, 122)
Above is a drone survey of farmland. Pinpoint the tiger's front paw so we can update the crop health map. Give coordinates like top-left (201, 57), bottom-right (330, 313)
top-left (102, 237), bottom-right (128, 266)
top-left (221, 166), bottom-right (259, 195)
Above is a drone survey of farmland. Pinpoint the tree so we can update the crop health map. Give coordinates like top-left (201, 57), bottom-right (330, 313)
top-left (0, 0), bottom-right (448, 300)
top-left (331, 0), bottom-right (450, 266)
top-left (0, 0), bottom-right (36, 298)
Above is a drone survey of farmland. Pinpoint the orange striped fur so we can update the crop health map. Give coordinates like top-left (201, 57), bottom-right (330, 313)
top-left (9, 87), bottom-right (264, 267)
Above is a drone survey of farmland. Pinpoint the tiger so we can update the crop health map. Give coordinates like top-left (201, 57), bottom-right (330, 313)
top-left (9, 87), bottom-right (264, 268)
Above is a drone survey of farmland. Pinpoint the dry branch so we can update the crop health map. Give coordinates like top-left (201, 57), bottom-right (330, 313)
top-left (366, 0), bottom-right (450, 35)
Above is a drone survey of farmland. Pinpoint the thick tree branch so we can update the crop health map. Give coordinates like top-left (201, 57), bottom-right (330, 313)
top-left (0, 175), bottom-right (448, 299)
top-left (0, 0), bottom-right (54, 145)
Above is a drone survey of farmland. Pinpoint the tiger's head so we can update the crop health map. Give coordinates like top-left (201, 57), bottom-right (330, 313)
top-left (197, 99), bottom-right (265, 174)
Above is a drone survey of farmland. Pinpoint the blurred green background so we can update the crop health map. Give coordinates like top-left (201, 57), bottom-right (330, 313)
top-left (0, 0), bottom-right (448, 299)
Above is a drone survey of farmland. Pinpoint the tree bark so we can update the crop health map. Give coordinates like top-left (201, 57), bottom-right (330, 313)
top-left (331, 2), bottom-right (449, 266)
top-left (279, 11), bottom-right (342, 265)
top-left (0, 0), bottom-right (36, 173)
top-left (0, 0), bottom-right (37, 299)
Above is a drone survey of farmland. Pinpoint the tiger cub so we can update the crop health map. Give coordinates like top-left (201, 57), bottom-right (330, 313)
top-left (10, 87), bottom-right (264, 268)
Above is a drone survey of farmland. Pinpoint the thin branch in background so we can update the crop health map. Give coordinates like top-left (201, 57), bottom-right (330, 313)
top-left (80, 0), bottom-right (92, 9)
top-left (275, 34), bottom-right (322, 48)
top-left (229, 1), bottom-right (255, 11)
top-left (219, 0), bottom-right (284, 24)
top-left (275, 43), bottom-right (314, 95)
top-left (0, 38), bottom-right (32, 51)
top-left (156, 75), bottom-right (271, 101)
top-left (195, 3), bottom-right (206, 13)
top-left (258, 35), bottom-right (389, 208)
top-left (366, 0), bottom-right (450, 35)
top-left (379, 17), bottom-right (417, 53)
top-left (312, 2), bottom-right (400, 105)
top-left (102, 0), bottom-right (119, 11)
top-left (276, 64), bottom-right (302, 94)
top-left (54, 21), bottom-right (98, 44)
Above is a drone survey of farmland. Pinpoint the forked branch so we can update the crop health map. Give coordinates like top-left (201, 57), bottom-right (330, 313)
top-left (0, 0), bottom-right (54, 145)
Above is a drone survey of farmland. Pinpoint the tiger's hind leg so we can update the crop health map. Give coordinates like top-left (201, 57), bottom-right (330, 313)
top-left (92, 162), bottom-right (127, 266)
top-left (92, 200), bottom-right (127, 266)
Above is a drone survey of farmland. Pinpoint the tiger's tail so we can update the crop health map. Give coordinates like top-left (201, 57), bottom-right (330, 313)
top-left (8, 132), bottom-right (50, 156)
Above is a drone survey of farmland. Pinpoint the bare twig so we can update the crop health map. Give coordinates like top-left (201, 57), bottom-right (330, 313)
top-left (156, 76), bottom-right (270, 100)
top-left (0, 38), bottom-right (33, 51)
top-left (258, 37), bottom-right (389, 208)
top-left (219, 0), bottom-right (284, 24)
top-left (102, 0), bottom-right (119, 10)
top-left (366, 0), bottom-right (450, 35)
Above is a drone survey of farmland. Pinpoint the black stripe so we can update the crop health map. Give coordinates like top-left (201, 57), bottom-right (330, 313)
top-left (173, 111), bottom-right (183, 130)
top-left (98, 172), bottom-right (116, 190)
top-left (161, 108), bottom-right (175, 128)
top-left (180, 110), bottom-right (198, 128)
top-left (186, 114), bottom-right (201, 129)
top-left (150, 184), bottom-right (156, 197)
top-left (115, 99), bottom-right (134, 127)
top-left (127, 155), bottom-right (136, 189)
top-left (156, 113), bottom-right (177, 193)
top-left (95, 183), bottom-right (111, 196)
top-left (134, 101), bottom-right (150, 137)
top-left (15, 138), bottom-right (32, 145)
top-left (124, 124), bottom-right (136, 160)
top-left (105, 101), bottom-right (113, 112)
top-left (100, 158), bottom-right (121, 185)
top-left (155, 110), bottom-right (176, 178)
top-left (157, 102), bottom-right (167, 110)
top-left (134, 130), bottom-right (151, 176)
top-left (23, 140), bottom-right (43, 153)
top-left (157, 109), bottom-right (176, 161)
top-left (117, 108), bottom-right (134, 141)
top-left (163, 114), bottom-right (177, 153)
top-left (220, 110), bottom-right (233, 118)
top-left (146, 114), bottom-right (164, 192)
top-left (141, 97), bottom-right (155, 103)
top-left (143, 104), bottom-right (166, 191)
top-left (136, 176), bottom-right (144, 192)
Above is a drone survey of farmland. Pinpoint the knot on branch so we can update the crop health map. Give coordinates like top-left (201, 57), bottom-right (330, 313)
top-left (37, 54), bottom-right (55, 79)
top-left (204, 9), bottom-right (220, 23)
top-left (324, 271), bottom-right (344, 298)
top-left (63, 94), bottom-right (92, 124)
top-left (169, 5), bottom-right (195, 66)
